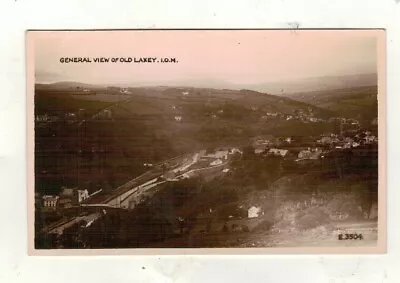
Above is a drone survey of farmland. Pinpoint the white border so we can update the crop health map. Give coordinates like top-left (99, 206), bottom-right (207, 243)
top-left (1, 0), bottom-right (400, 282)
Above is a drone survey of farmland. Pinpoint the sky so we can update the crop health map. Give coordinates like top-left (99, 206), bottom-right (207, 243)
top-left (31, 30), bottom-right (381, 86)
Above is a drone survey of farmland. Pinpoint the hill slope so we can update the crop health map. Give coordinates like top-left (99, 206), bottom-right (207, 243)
top-left (284, 86), bottom-right (378, 123)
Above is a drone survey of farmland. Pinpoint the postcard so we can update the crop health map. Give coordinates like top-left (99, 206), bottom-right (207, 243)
top-left (26, 29), bottom-right (386, 254)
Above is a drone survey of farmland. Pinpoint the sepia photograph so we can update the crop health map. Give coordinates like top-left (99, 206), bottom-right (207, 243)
top-left (27, 30), bottom-right (385, 253)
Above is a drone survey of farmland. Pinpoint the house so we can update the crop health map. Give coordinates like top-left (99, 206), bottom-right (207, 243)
top-left (229, 148), bottom-right (243, 155)
top-left (298, 148), bottom-right (322, 160)
top-left (254, 148), bottom-right (265, 155)
top-left (318, 135), bottom-right (339, 145)
top-left (364, 135), bottom-right (377, 144)
top-left (210, 159), bottom-right (223, 166)
top-left (268, 148), bottom-right (289, 157)
top-left (248, 206), bottom-right (262, 218)
top-left (174, 116), bottom-right (182, 122)
top-left (78, 189), bottom-right (89, 203)
top-left (42, 195), bottom-right (59, 210)
top-left (35, 114), bottom-right (49, 122)
top-left (204, 150), bottom-right (229, 160)
top-left (182, 91), bottom-right (189, 95)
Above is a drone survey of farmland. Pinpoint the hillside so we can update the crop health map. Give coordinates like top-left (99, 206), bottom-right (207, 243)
top-left (284, 86), bottom-right (378, 124)
top-left (34, 84), bottom-right (336, 195)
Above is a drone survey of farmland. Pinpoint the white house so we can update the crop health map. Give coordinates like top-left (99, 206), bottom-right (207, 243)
top-left (78, 189), bottom-right (90, 203)
top-left (229, 148), bottom-right (243, 155)
top-left (174, 116), bottom-right (182, 122)
top-left (43, 195), bottom-right (59, 209)
top-left (268, 148), bottom-right (289, 157)
top-left (210, 159), bottom-right (223, 166)
top-left (248, 206), bottom-right (262, 218)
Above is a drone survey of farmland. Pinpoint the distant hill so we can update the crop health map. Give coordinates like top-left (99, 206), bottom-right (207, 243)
top-left (244, 73), bottom-right (378, 95)
top-left (35, 81), bottom-right (105, 90)
top-left (36, 73), bottom-right (378, 94)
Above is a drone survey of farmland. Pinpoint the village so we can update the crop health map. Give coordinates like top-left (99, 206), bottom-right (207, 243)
top-left (250, 126), bottom-right (378, 161)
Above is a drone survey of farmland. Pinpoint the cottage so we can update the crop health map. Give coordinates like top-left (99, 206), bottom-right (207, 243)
top-left (248, 206), bottom-right (262, 218)
top-left (298, 148), bottom-right (322, 160)
top-left (78, 189), bottom-right (89, 203)
top-left (268, 148), bottom-right (289, 157)
top-left (42, 195), bottom-right (59, 210)
top-left (210, 159), bottom-right (223, 166)
top-left (229, 148), bottom-right (242, 155)
top-left (174, 116), bottom-right (182, 122)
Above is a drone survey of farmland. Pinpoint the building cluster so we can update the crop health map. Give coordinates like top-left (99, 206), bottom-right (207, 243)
top-left (39, 187), bottom-right (102, 212)
top-left (251, 128), bottom-right (378, 162)
top-left (317, 130), bottom-right (378, 149)
top-left (259, 108), bottom-right (363, 127)
top-left (201, 147), bottom-right (243, 167)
